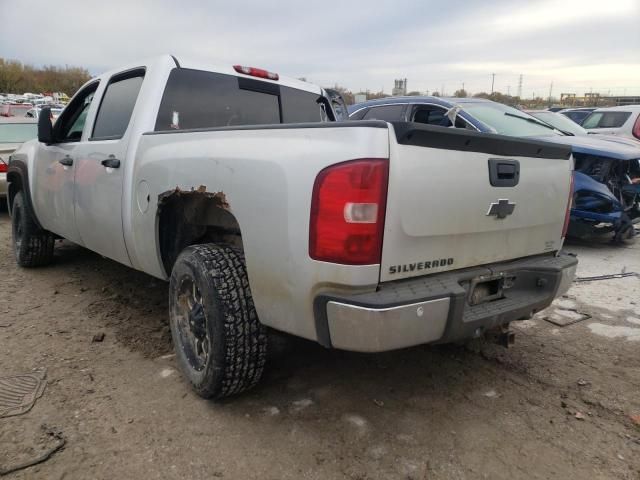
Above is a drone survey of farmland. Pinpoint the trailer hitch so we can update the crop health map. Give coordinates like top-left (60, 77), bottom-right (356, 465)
top-left (485, 324), bottom-right (515, 348)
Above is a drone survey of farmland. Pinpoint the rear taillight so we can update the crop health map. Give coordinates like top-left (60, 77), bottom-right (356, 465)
top-left (562, 173), bottom-right (574, 239)
top-left (233, 65), bottom-right (279, 81)
top-left (632, 115), bottom-right (640, 140)
top-left (310, 159), bottom-right (389, 265)
top-left (0, 159), bottom-right (7, 173)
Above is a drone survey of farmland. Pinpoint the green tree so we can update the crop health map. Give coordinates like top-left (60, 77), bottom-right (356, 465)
top-left (0, 58), bottom-right (91, 97)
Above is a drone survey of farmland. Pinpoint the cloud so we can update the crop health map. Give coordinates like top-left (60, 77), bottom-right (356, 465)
top-left (0, 0), bottom-right (638, 96)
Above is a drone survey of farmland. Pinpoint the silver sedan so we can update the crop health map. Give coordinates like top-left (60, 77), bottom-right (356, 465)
top-left (0, 117), bottom-right (38, 200)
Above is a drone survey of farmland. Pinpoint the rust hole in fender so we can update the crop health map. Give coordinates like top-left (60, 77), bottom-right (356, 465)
top-left (158, 186), bottom-right (241, 276)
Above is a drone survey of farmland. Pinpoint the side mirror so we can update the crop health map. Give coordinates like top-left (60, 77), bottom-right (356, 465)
top-left (38, 107), bottom-right (54, 143)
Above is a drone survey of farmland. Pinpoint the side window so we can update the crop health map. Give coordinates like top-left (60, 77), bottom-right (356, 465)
top-left (412, 106), bottom-right (472, 129)
top-left (361, 104), bottom-right (404, 121)
top-left (55, 82), bottom-right (99, 142)
top-left (280, 86), bottom-right (324, 123)
top-left (413, 106), bottom-right (450, 126)
top-left (92, 70), bottom-right (145, 140)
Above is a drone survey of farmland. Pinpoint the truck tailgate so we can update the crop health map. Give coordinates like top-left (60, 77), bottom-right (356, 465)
top-left (380, 123), bottom-right (573, 282)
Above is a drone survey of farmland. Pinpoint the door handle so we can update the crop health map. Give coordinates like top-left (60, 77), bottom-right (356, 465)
top-left (101, 156), bottom-right (120, 169)
top-left (59, 156), bottom-right (73, 167)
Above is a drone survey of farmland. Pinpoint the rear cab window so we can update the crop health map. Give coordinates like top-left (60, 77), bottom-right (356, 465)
top-left (154, 68), bottom-right (327, 131)
top-left (582, 111), bottom-right (631, 129)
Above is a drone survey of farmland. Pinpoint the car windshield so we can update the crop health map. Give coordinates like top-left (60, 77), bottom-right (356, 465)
top-left (582, 111), bottom-right (632, 129)
top-left (462, 102), bottom-right (561, 137)
top-left (529, 111), bottom-right (587, 135)
top-left (0, 123), bottom-right (38, 143)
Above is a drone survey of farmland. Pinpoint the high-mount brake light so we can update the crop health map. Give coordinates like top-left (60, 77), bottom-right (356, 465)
top-left (309, 159), bottom-right (389, 265)
top-left (233, 65), bottom-right (279, 81)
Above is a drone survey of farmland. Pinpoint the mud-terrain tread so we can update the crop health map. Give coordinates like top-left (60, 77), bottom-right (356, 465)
top-left (11, 191), bottom-right (55, 267)
top-left (170, 244), bottom-right (267, 399)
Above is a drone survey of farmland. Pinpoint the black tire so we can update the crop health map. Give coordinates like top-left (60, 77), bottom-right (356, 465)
top-left (613, 214), bottom-right (636, 245)
top-left (169, 244), bottom-right (267, 399)
top-left (11, 191), bottom-right (55, 267)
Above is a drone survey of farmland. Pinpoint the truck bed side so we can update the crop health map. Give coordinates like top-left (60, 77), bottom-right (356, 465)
top-left (130, 121), bottom-right (390, 341)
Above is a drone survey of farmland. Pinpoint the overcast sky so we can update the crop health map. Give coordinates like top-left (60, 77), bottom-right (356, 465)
top-left (1, 0), bottom-right (639, 97)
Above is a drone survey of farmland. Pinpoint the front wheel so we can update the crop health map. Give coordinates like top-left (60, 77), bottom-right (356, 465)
top-left (11, 191), bottom-right (55, 267)
top-left (169, 244), bottom-right (267, 399)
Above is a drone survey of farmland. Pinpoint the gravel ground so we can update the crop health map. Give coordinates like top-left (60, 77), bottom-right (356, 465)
top-left (0, 210), bottom-right (639, 480)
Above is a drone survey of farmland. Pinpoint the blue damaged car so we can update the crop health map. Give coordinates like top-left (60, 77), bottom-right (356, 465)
top-left (349, 97), bottom-right (640, 242)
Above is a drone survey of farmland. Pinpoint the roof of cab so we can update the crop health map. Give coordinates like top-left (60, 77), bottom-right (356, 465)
top-left (84, 55), bottom-right (322, 97)
top-left (176, 56), bottom-right (322, 96)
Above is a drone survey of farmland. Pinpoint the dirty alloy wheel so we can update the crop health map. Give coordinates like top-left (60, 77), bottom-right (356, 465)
top-left (11, 191), bottom-right (55, 267)
top-left (169, 244), bottom-right (267, 399)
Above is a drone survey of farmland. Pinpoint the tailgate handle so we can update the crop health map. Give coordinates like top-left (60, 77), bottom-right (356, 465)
top-left (489, 159), bottom-right (520, 187)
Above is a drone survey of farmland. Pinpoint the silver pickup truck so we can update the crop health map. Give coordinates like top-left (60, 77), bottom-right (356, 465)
top-left (8, 55), bottom-right (577, 399)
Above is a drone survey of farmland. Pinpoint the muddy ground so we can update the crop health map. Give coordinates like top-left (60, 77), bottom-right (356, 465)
top-left (0, 210), bottom-right (639, 480)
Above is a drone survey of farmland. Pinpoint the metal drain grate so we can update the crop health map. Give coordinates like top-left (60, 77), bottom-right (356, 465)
top-left (543, 309), bottom-right (591, 327)
top-left (0, 372), bottom-right (46, 419)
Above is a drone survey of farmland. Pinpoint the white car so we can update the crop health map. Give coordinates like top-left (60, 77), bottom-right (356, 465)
top-left (0, 117), bottom-right (38, 200)
top-left (25, 107), bottom-right (64, 120)
top-left (582, 105), bottom-right (640, 141)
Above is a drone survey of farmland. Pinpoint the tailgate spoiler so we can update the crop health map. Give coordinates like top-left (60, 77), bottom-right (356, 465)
top-left (390, 122), bottom-right (572, 160)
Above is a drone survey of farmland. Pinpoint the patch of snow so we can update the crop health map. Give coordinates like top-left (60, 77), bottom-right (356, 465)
top-left (263, 406), bottom-right (280, 416)
top-left (554, 298), bottom-right (577, 309)
top-left (626, 317), bottom-right (640, 326)
top-left (588, 323), bottom-right (640, 341)
top-left (344, 414), bottom-right (368, 429)
top-left (517, 320), bottom-right (537, 329)
top-left (290, 398), bottom-right (314, 412)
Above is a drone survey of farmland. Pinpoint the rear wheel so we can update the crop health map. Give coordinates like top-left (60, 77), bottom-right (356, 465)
top-left (613, 214), bottom-right (636, 245)
top-left (169, 244), bottom-right (267, 399)
top-left (11, 191), bottom-right (55, 267)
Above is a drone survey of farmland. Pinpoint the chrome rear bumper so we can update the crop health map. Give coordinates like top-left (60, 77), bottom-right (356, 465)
top-left (315, 253), bottom-right (578, 352)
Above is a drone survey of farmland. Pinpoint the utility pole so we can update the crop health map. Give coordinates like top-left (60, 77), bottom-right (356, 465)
top-left (462, 82), bottom-right (465, 92)
top-left (548, 81), bottom-right (553, 106)
top-left (490, 73), bottom-right (495, 94)
top-left (507, 85), bottom-right (511, 96)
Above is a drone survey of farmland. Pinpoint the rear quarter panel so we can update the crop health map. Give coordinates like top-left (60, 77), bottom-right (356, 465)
top-left (130, 124), bottom-right (389, 341)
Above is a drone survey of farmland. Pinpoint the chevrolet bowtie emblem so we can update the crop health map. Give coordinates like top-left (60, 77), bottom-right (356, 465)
top-left (487, 199), bottom-right (516, 219)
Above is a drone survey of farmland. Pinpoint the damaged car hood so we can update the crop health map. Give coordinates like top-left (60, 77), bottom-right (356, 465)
top-left (534, 134), bottom-right (640, 161)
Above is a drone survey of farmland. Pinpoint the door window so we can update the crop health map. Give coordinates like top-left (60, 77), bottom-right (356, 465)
top-left (582, 111), bottom-right (631, 129)
top-left (91, 70), bottom-right (145, 140)
top-left (412, 105), bottom-right (476, 130)
top-left (361, 104), bottom-right (405, 121)
top-left (54, 82), bottom-right (99, 142)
